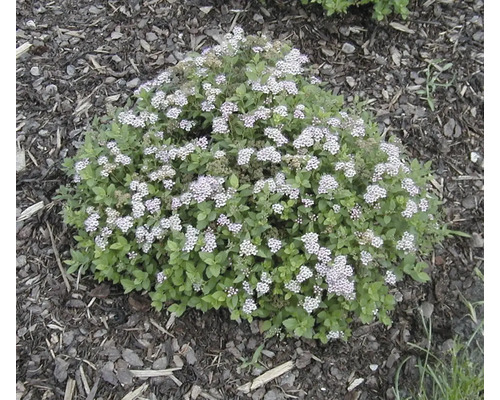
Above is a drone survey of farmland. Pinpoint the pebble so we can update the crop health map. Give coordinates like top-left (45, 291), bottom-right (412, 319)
top-left (342, 43), bottom-right (355, 54)
top-left (30, 66), bottom-right (40, 76)
top-left (146, 32), bottom-right (158, 41)
top-left (16, 255), bottom-right (28, 268)
top-left (126, 78), bottom-right (140, 88)
top-left (66, 65), bottom-right (76, 76)
top-left (462, 195), bottom-right (476, 209)
top-left (263, 389), bottom-right (279, 400)
top-left (26, 20), bottom-right (36, 29)
top-left (346, 76), bottom-right (356, 87)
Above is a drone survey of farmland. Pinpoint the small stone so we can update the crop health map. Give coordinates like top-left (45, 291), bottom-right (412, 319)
top-left (420, 301), bottom-right (434, 319)
top-left (471, 232), bottom-right (484, 248)
top-left (462, 195), bottom-right (476, 209)
top-left (443, 118), bottom-right (456, 137)
top-left (16, 150), bottom-right (26, 173)
top-left (146, 32), bottom-right (158, 41)
top-left (54, 357), bottom-right (69, 383)
top-left (66, 65), bottom-right (76, 76)
top-left (126, 78), bottom-right (140, 88)
top-left (153, 357), bottom-right (167, 369)
top-left (263, 389), bottom-right (279, 400)
top-left (251, 387), bottom-right (266, 400)
top-left (295, 351), bottom-right (312, 369)
top-left (369, 364), bottom-right (378, 371)
top-left (30, 66), bottom-right (40, 76)
top-left (115, 359), bottom-right (133, 386)
top-left (122, 349), bottom-right (144, 367)
top-left (253, 13), bottom-right (264, 24)
top-left (470, 151), bottom-right (481, 163)
top-left (199, 6), bottom-right (213, 14)
top-left (26, 20), bottom-right (36, 29)
top-left (172, 355), bottom-right (184, 368)
top-left (346, 76), bottom-right (356, 87)
top-left (342, 43), bottom-right (355, 54)
top-left (279, 372), bottom-right (296, 389)
top-left (101, 361), bottom-right (118, 385)
top-left (111, 31), bottom-right (123, 40)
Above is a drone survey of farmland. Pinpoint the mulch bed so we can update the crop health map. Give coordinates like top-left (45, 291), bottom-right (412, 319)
top-left (16, 0), bottom-right (483, 399)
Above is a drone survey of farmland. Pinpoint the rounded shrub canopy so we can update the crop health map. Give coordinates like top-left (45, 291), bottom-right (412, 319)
top-left (60, 27), bottom-right (443, 342)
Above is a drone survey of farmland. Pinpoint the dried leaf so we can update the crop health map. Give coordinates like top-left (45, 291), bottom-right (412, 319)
top-left (199, 6), bottom-right (212, 14)
top-left (89, 283), bottom-right (110, 298)
top-left (389, 22), bottom-right (415, 34)
top-left (111, 31), bottom-right (123, 40)
top-left (140, 39), bottom-right (151, 52)
top-left (54, 357), bottom-right (69, 383)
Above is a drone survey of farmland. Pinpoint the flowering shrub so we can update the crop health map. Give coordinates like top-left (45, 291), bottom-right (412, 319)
top-left (58, 28), bottom-right (444, 343)
top-left (300, 0), bottom-right (410, 20)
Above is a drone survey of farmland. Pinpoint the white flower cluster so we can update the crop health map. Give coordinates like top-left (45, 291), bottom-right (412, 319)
top-left (212, 117), bottom-right (229, 134)
top-left (293, 126), bottom-right (329, 149)
top-left (385, 270), bottom-right (397, 285)
top-left (401, 199), bottom-right (418, 218)
top-left (84, 213), bottom-right (100, 233)
top-left (303, 296), bottom-right (321, 314)
top-left (201, 228), bottom-right (217, 253)
top-left (156, 271), bottom-right (167, 284)
top-left (239, 239), bottom-right (258, 257)
top-left (267, 238), bottom-right (282, 254)
top-left (264, 127), bottom-right (288, 147)
top-left (360, 250), bottom-right (373, 266)
top-left (237, 148), bottom-right (255, 166)
top-left (396, 231), bottom-right (417, 253)
top-left (318, 174), bottom-right (339, 194)
top-left (325, 255), bottom-right (355, 299)
top-left (256, 146), bottom-right (282, 164)
top-left (305, 156), bottom-right (320, 171)
top-left (301, 232), bottom-right (320, 255)
top-left (401, 178), bottom-right (420, 196)
top-left (116, 216), bottom-right (134, 234)
top-left (242, 298), bottom-right (257, 314)
top-left (284, 280), bottom-right (301, 293)
top-left (144, 197), bottom-right (161, 214)
top-left (419, 198), bottom-right (429, 212)
top-left (182, 225), bottom-right (200, 252)
top-left (272, 203), bottom-right (284, 214)
top-left (363, 184), bottom-right (387, 204)
top-left (335, 159), bottom-right (356, 178)
top-left (327, 330), bottom-right (344, 341)
top-left (179, 119), bottom-right (195, 131)
top-left (296, 265), bottom-right (313, 282)
top-left (118, 110), bottom-right (158, 128)
top-left (356, 229), bottom-right (384, 249)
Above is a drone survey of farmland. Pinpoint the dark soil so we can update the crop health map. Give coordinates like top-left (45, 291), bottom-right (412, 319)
top-left (16, 0), bottom-right (484, 399)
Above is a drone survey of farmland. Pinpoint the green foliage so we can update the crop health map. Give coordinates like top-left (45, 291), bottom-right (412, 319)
top-left (394, 308), bottom-right (484, 400)
top-left (416, 59), bottom-right (455, 112)
top-left (56, 28), bottom-right (445, 342)
top-left (300, 0), bottom-right (410, 20)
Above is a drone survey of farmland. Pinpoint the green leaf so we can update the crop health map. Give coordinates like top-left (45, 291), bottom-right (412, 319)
top-left (208, 264), bottom-right (221, 278)
top-left (282, 318), bottom-right (299, 331)
top-left (229, 174), bottom-right (239, 188)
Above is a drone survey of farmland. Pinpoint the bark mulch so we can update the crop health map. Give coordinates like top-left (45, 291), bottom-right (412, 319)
top-left (16, 0), bottom-right (483, 399)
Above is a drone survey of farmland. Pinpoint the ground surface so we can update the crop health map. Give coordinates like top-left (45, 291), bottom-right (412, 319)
top-left (16, 0), bottom-right (484, 399)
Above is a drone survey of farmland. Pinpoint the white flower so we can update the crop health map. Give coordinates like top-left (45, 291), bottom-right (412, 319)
top-left (239, 240), bottom-right (258, 257)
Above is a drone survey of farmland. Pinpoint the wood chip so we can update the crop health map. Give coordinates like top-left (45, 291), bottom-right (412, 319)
top-left (17, 201), bottom-right (44, 221)
top-left (347, 377), bottom-right (364, 392)
top-left (389, 22), bottom-right (415, 34)
top-left (121, 383), bottom-right (148, 400)
top-left (237, 361), bottom-right (294, 393)
top-left (140, 39), bottom-right (151, 52)
top-left (128, 368), bottom-right (181, 378)
top-left (64, 378), bottom-right (76, 400)
top-left (16, 42), bottom-right (32, 58)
